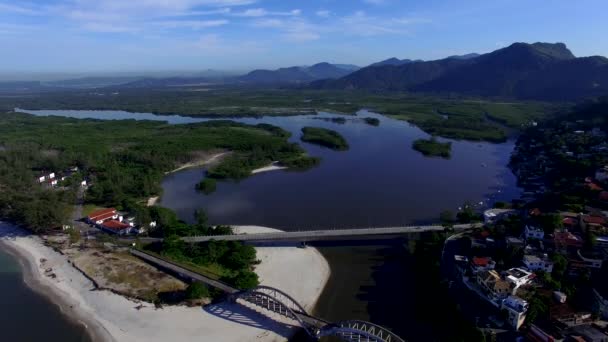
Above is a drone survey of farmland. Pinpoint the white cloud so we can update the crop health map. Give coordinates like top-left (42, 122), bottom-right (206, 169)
top-left (157, 19), bottom-right (229, 29)
top-left (0, 3), bottom-right (41, 15)
top-left (234, 8), bottom-right (301, 17)
top-left (316, 10), bottom-right (330, 18)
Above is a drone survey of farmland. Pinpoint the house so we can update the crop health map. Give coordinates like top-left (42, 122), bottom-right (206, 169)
top-left (87, 208), bottom-right (118, 225)
top-left (100, 220), bottom-right (131, 235)
top-left (483, 209), bottom-right (517, 224)
top-left (501, 296), bottom-right (529, 331)
top-left (523, 254), bottom-right (554, 273)
top-left (554, 232), bottom-right (584, 253)
top-left (525, 225), bottom-right (545, 240)
top-left (506, 236), bottom-right (525, 248)
top-left (504, 268), bottom-right (535, 290)
top-left (470, 256), bottom-right (496, 274)
top-left (477, 270), bottom-right (512, 300)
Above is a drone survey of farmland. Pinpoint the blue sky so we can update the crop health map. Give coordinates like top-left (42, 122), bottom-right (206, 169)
top-left (1, 0), bottom-right (607, 74)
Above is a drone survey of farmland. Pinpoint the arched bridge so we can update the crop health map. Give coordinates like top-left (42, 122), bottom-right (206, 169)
top-left (236, 286), bottom-right (405, 342)
top-left (131, 249), bottom-right (405, 342)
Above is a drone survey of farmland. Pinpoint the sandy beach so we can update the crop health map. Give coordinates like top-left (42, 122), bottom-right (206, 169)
top-left (0, 223), bottom-right (330, 342)
top-left (251, 162), bottom-right (288, 175)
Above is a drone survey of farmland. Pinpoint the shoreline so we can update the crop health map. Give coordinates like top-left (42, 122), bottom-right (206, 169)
top-left (0, 223), bottom-right (330, 342)
top-left (0, 227), bottom-right (114, 342)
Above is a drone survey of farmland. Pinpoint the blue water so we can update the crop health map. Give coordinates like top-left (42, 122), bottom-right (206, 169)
top-left (19, 108), bottom-right (521, 229)
top-left (0, 247), bottom-right (91, 341)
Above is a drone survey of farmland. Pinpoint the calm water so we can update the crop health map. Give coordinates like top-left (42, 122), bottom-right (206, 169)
top-left (19, 107), bottom-right (522, 340)
top-left (20, 107), bottom-right (520, 228)
top-left (0, 247), bottom-right (91, 342)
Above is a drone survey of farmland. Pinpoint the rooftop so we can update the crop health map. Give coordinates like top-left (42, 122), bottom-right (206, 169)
top-left (101, 220), bottom-right (130, 231)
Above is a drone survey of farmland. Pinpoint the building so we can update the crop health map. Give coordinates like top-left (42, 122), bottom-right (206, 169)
top-left (554, 232), bottom-right (584, 253)
top-left (506, 236), bottom-right (525, 248)
top-left (523, 254), bottom-right (554, 273)
top-left (501, 296), bottom-right (529, 330)
top-left (525, 225), bottom-right (545, 240)
top-left (100, 220), bottom-right (132, 235)
top-left (477, 270), bottom-right (512, 300)
top-left (483, 209), bottom-right (518, 224)
top-left (554, 291), bottom-right (567, 304)
top-left (87, 208), bottom-right (118, 225)
top-left (471, 256), bottom-right (496, 274)
top-left (504, 268), bottom-right (535, 290)
top-left (596, 166), bottom-right (608, 183)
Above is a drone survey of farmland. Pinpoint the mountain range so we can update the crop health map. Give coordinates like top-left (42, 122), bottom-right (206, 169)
top-left (237, 63), bottom-right (360, 84)
top-left (313, 42), bottom-right (608, 101)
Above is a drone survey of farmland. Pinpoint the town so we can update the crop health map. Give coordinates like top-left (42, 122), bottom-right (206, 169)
top-left (441, 107), bottom-right (608, 341)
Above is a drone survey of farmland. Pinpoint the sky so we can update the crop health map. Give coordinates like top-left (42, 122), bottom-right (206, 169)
top-left (1, 0), bottom-right (608, 75)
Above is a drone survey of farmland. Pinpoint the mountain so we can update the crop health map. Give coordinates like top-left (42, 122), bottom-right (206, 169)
top-left (314, 42), bottom-right (608, 101)
top-left (313, 57), bottom-right (472, 90)
top-left (446, 53), bottom-right (480, 60)
top-left (238, 63), bottom-right (359, 84)
top-left (120, 77), bottom-right (215, 88)
top-left (43, 76), bottom-right (144, 89)
top-left (369, 58), bottom-right (415, 67)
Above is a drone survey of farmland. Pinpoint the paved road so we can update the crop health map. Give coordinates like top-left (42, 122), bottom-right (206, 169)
top-left (179, 224), bottom-right (479, 243)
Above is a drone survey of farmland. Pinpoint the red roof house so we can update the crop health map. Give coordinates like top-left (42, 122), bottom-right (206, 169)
top-left (87, 208), bottom-right (117, 224)
top-left (101, 220), bottom-right (131, 234)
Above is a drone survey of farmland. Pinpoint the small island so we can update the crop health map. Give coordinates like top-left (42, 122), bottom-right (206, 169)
top-left (301, 127), bottom-right (349, 151)
top-left (412, 137), bottom-right (452, 158)
top-left (196, 178), bottom-right (217, 194)
top-left (363, 117), bottom-right (380, 126)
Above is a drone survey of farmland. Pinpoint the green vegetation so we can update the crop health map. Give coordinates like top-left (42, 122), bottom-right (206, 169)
top-left (185, 282), bottom-right (210, 300)
top-left (301, 126), bottom-right (349, 150)
top-left (412, 137), bottom-right (452, 158)
top-left (363, 117), bottom-right (380, 126)
top-left (141, 207), bottom-right (260, 289)
top-left (0, 112), bottom-right (314, 232)
top-left (1, 89), bottom-right (561, 142)
top-left (196, 178), bottom-right (217, 195)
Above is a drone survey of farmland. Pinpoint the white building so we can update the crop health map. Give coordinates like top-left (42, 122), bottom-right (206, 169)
top-left (524, 225), bottom-right (544, 240)
top-left (505, 268), bottom-right (535, 291)
top-left (523, 254), bottom-right (554, 273)
top-left (483, 209), bottom-right (517, 224)
top-left (501, 296), bottom-right (529, 330)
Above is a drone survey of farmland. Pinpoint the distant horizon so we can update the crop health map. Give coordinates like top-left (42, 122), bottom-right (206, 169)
top-left (2, 40), bottom-right (606, 82)
top-left (1, 0), bottom-right (607, 76)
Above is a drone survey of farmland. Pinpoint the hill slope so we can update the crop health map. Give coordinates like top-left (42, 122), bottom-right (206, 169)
top-left (315, 42), bottom-right (608, 101)
top-left (239, 62), bottom-right (359, 84)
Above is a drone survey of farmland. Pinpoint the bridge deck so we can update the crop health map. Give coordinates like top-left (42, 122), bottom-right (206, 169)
top-left (183, 224), bottom-right (477, 243)
top-left (130, 249), bottom-right (238, 294)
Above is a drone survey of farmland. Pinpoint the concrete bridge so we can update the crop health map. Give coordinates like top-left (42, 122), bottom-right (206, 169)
top-left (182, 223), bottom-right (479, 243)
top-left (131, 249), bottom-right (405, 342)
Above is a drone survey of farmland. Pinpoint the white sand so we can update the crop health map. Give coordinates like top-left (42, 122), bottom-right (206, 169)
top-left (251, 163), bottom-right (288, 175)
top-left (0, 223), bottom-right (329, 342)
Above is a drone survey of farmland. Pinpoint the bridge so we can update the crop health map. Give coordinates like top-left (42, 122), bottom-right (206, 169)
top-left (181, 223), bottom-right (479, 243)
top-left (131, 249), bottom-right (405, 342)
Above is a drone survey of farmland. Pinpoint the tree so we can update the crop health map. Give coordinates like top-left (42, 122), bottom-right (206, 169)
top-left (440, 210), bottom-right (455, 228)
top-left (228, 270), bottom-right (259, 290)
top-left (185, 282), bottom-right (209, 300)
top-left (551, 254), bottom-right (568, 281)
top-left (540, 214), bottom-right (563, 234)
top-left (457, 201), bottom-right (477, 223)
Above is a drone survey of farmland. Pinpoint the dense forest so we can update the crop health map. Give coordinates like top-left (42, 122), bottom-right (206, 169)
top-left (0, 112), bottom-right (315, 231)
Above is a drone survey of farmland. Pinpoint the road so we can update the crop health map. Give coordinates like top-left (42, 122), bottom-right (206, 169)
top-left (177, 224), bottom-right (480, 243)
